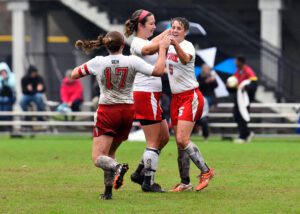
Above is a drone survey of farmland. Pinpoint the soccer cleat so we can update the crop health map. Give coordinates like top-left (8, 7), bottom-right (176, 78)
top-left (113, 163), bottom-right (129, 190)
top-left (246, 132), bottom-right (255, 143)
top-left (196, 168), bottom-right (215, 191)
top-left (233, 138), bottom-right (246, 144)
top-left (130, 172), bottom-right (144, 186)
top-left (99, 193), bottom-right (112, 200)
top-left (141, 182), bottom-right (166, 193)
top-left (169, 183), bottom-right (193, 192)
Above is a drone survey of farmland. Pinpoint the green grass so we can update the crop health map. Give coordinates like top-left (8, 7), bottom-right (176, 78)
top-left (0, 135), bottom-right (300, 214)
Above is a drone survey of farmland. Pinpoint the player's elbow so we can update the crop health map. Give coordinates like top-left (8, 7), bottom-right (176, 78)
top-left (181, 59), bottom-right (189, 65)
top-left (142, 48), bottom-right (155, 56)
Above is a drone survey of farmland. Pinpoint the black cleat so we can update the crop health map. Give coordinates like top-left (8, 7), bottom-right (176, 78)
top-left (130, 172), bottom-right (144, 186)
top-left (99, 193), bottom-right (112, 200)
top-left (113, 163), bottom-right (129, 190)
top-left (141, 182), bottom-right (166, 193)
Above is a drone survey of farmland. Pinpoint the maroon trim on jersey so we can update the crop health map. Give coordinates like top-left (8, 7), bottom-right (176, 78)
top-left (139, 10), bottom-right (150, 22)
top-left (78, 67), bottom-right (83, 77)
top-left (84, 64), bottom-right (90, 75)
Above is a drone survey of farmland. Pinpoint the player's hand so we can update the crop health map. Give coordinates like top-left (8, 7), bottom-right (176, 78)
top-left (159, 35), bottom-right (171, 49)
top-left (170, 37), bottom-right (178, 46)
top-left (164, 29), bottom-right (171, 35)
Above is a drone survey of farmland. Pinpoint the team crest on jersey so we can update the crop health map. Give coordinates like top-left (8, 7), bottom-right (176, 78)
top-left (167, 53), bottom-right (179, 63)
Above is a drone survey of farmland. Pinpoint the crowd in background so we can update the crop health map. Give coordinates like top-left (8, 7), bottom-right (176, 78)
top-left (0, 56), bottom-right (258, 142)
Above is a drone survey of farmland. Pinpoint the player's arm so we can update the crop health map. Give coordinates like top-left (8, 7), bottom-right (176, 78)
top-left (151, 36), bottom-right (170, 76)
top-left (71, 64), bottom-right (91, 80)
top-left (170, 38), bottom-right (191, 65)
top-left (141, 29), bottom-right (170, 55)
top-left (134, 36), bottom-right (170, 77)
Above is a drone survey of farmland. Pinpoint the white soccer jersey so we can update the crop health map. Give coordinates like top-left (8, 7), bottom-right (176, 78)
top-left (166, 40), bottom-right (199, 94)
top-left (86, 54), bottom-right (154, 104)
top-left (130, 37), bottom-right (162, 92)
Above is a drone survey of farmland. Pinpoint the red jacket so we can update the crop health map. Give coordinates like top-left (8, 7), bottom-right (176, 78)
top-left (234, 64), bottom-right (257, 85)
top-left (60, 77), bottom-right (83, 103)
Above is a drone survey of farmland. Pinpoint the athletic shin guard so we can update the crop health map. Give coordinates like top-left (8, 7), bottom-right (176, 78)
top-left (184, 143), bottom-right (209, 173)
top-left (95, 156), bottom-right (119, 171)
top-left (143, 148), bottom-right (159, 185)
top-left (178, 147), bottom-right (190, 184)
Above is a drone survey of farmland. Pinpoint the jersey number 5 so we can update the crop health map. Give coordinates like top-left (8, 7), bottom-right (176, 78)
top-left (105, 67), bottom-right (128, 90)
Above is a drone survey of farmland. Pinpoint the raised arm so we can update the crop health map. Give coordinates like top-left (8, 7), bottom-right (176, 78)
top-left (141, 29), bottom-right (170, 55)
top-left (151, 35), bottom-right (170, 76)
top-left (71, 64), bottom-right (90, 80)
top-left (170, 38), bottom-right (191, 65)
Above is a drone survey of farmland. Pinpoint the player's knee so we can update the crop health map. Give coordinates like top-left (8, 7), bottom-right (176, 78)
top-left (176, 136), bottom-right (189, 150)
top-left (92, 155), bottom-right (100, 166)
top-left (146, 140), bottom-right (160, 149)
top-left (92, 152), bottom-right (107, 166)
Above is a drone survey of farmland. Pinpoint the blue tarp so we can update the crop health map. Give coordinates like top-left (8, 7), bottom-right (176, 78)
top-left (213, 58), bottom-right (236, 74)
top-left (195, 58), bottom-right (237, 77)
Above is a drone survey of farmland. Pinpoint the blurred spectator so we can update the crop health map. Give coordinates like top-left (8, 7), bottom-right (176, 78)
top-left (198, 64), bottom-right (218, 106)
top-left (0, 62), bottom-right (16, 131)
top-left (60, 69), bottom-right (83, 120)
top-left (20, 65), bottom-right (46, 121)
top-left (196, 64), bottom-right (218, 141)
top-left (229, 56), bottom-right (258, 143)
top-left (91, 78), bottom-right (100, 111)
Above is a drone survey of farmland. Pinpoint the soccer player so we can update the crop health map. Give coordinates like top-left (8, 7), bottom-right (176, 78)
top-left (166, 17), bottom-right (215, 192)
top-left (124, 9), bottom-right (170, 192)
top-left (71, 31), bottom-right (170, 199)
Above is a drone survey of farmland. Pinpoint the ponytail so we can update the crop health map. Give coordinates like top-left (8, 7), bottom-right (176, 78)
top-left (75, 31), bottom-right (124, 54)
top-left (124, 9), bottom-right (153, 38)
top-left (124, 19), bottom-right (138, 38)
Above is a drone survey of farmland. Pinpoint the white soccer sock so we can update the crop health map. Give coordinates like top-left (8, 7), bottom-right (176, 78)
top-left (95, 155), bottom-right (119, 171)
top-left (143, 148), bottom-right (159, 185)
top-left (184, 143), bottom-right (209, 173)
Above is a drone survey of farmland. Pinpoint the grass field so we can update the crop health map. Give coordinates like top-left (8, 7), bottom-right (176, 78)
top-left (0, 135), bottom-right (299, 214)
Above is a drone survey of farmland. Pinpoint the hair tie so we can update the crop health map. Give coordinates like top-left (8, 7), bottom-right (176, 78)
top-left (138, 10), bottom-right (150, 22)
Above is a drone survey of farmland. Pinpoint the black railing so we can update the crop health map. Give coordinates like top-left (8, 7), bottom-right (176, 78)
top-left (85, 0), bottom-right (300, 101)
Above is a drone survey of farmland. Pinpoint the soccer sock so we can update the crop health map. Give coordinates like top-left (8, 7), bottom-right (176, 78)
top-left (104, 185), bottom-right (112, 196)
top-left (95, 155), bottom-right (119, 171)
top-left (178, 147), bottom-right (190, 185)
top-left (143, 147), bottom-right (159, 186)
top-left (104, 170), bottom-right (114, 195)
top-left (104, 170), bottom-right (114, 186)
top-left (184, 143), bottom-right (209, 173)
top-left (134, 158), bottom-right (144, 175)
top-left (136, 148), bottom-right (161, 175)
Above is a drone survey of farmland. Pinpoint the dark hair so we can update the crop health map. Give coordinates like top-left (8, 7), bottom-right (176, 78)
top-left (171, 17), bottom-right (190, 31)
top-left (75, 31), bottom-right (124, 54)
top-left (27, 65), bottom-right (38, 74)
top-left (236, 55), bottom-right (246, 64)
top-left (124, 9), bottom-right (153, 37)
